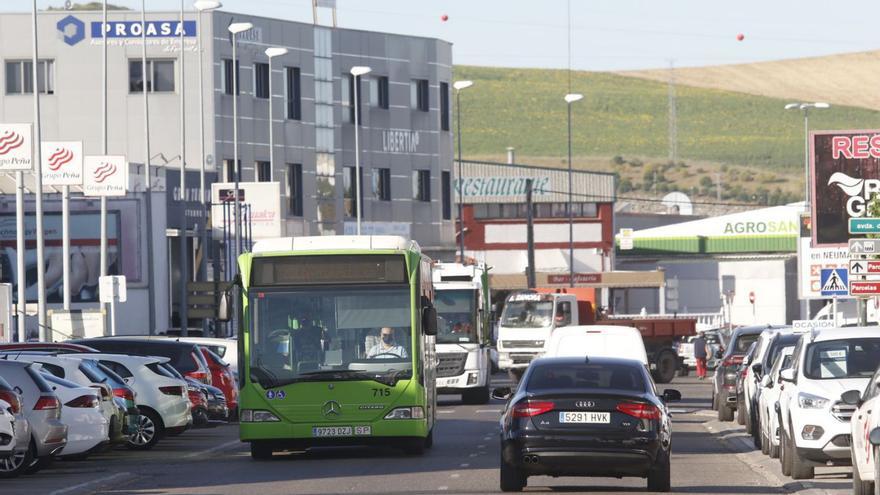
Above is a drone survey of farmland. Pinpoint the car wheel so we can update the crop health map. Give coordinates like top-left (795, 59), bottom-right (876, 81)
top-left (250, 442), bottom-right (273, 460)
top-left (788, 421), bottom-right (814, 480)
top-left (736, 399), bottom-right (746, 426)
top-left (24, 452), bottom-right (52, 475)
top-left (127, 408), bottom-right (163, 450)
top-left (873, 446), bottom-right (880, 495)
top-left (760, 427), bottom-right (770, 455)
top-left (653, 351), bottom-right (677, 384)
top-left (718, 403), bottom-right (734, 422)
top-left (0, 440), bottom-right (34, 478)
top-left (852, 444), bottom-right (873, 495)
top-left (780, 427), bottom-right (792, 476)
top-left (647, 447), bottom-right (672, 492)
top-left (463, 386), bottom-right (490, 405)
top-left (500, 456), bottom-right (526, 492)
top-left (751, 411), bottom-right (761, 449)
top-left (424, 429), bottom-right (434, 449)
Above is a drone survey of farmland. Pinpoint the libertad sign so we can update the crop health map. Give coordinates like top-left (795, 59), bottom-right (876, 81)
top-left (381, 130), bottom-right (420, 154)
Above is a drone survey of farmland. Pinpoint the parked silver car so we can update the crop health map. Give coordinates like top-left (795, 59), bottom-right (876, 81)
top-left (0, 375), bottom-right (30, 478)
top-left (0, 361), bottom-right (67, 476)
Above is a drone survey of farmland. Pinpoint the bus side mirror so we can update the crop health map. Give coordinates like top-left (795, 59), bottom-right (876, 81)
top-left (423, 306), bottom-right (438, 336)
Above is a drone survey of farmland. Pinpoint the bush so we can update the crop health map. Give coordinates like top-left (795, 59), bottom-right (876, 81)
top-left (612, 155), bottom-right (625, 166)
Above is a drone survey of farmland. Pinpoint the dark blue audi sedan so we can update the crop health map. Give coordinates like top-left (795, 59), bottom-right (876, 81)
top-left (494, 356), bottom-right (680, 492)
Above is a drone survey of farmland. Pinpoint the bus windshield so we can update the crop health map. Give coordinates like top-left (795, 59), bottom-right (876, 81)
top-left (500, 300), bottom-right (553, 328)
top-left (248, 286), bottom-right (413, 388)
top-left (435, 289), bottom-right (477, 344)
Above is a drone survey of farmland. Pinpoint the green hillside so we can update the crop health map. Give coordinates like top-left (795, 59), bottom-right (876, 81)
top-left (454, 65), bottom-right (880, 205)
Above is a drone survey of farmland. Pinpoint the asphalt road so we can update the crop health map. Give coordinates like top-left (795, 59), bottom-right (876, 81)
top-left (0, 374), bottom-right (857, 494)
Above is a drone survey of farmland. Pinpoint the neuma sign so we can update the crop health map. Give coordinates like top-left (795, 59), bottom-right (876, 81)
top-left (811, 129), bottom-right (880, 246)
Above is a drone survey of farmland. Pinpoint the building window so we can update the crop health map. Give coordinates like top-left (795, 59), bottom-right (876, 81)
top-left (129, 59), bottom-right (174, 93)
top-left (343, 166), bottom-right (363, 218)
top-left (441, 171), bottom-right (452, 219)
top-left (287, 163), bottom-right (303, 216)
top-left (286, 67), bottom-right (301, 120)
top-left (6, 60), bottom-right (55, 95)
top-left (413, 170), bottom-right (430, 202)
top-left (440, 82), bottom-right (450, 131)
top-left (223, 59), bottom-right (240, 95)
top-left (410, 79), bottom-right (428, 111)
top-left (372, 168), bottom-right (391, 201)
top-left (256, 161), bottom-right (271, 182)
top-left (223, 159), bottom-right (240, 183)
top-left (471, 202), bottom-right (599, 219)
top-left (370, 76), bottom-right (389, 109)
top-left (254, 62), bottom-right (269, 99)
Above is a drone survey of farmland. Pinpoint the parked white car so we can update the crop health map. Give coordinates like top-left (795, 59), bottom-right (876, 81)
top-left (742, 327), bottom-right (798, 445)
top-left (6, 354), bottom-right (123, 445)
top-left (843, 361), bottom-right (880, 494)
top-left (757, 345), bottom-right (795, 459)
top-left (0, 399), bottom-right (15, 460)
top-left (543, 325), bottom-right (648, 366)
top-left (777, 327), bottom-right (880, 479)
top-left (64, 353), bottom-right (191, 450)
top-left (39, 373), bottom-right (108, 458)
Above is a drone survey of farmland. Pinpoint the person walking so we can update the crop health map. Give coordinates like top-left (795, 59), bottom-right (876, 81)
top-left (693, 331), bottom-right (709, 380)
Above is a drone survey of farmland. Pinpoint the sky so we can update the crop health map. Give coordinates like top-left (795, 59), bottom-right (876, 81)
top-left (27, 0), bottom-right (880, 71)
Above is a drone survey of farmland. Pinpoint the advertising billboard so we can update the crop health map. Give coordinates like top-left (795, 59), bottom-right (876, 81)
top-left (210, 182), bottom-right (282, 240)
top-left (83, 155), bottom-right (128, 197)
top-left (41, 141), bottom-right (83, 186)
top-left (0, 124), bottom-right (33, 171)
top-left (811, 129), bottom-right (880, 246)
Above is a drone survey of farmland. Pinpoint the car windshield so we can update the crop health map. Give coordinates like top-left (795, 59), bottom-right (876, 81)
top-left (435, 289), bottom-right (478, 344)
top-left (803, 338), bottom-right (880, 380)
top-left (526, 363), bottom-right (647, 392)
top-left (248, 286), bottom-right (413, 388)
top-left (731, 333), bottom-right (760, 354)
top-left (500, 300), bottom-right (553, 328)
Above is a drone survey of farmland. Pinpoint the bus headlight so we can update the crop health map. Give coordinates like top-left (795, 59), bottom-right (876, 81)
top-left (241, 409), bottom-right (281, 422)
top-left (384, 407), bottom-right (425, 420)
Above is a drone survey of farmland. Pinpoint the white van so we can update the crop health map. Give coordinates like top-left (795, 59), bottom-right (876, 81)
top-left (543, 325), bottom-right (649, 366)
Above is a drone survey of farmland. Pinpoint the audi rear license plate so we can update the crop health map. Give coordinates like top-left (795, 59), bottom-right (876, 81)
top-left (311, 426), bottom-right (372, 437)
top-left (559, 411), bottom-right (610, 424)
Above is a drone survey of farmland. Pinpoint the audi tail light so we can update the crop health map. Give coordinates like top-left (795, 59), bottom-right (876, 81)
top-left (511, 400), bottom-right (555, 418)
top-left (0, 390), bottom-right (22, 415)
top-left (66, 394), bottom-right (100, 408)
top-left (616, 401), bottom-right (661, 420)
top-left (723, 355), bottom-right (745, 367)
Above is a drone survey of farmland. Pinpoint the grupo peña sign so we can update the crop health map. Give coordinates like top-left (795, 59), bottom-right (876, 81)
top-left (811, 129), bottom-right (880, 246)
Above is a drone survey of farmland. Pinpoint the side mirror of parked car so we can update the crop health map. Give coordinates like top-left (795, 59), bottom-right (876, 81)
top-left (870, 427), bottom-right (880, 446)
top-left (841, 389), bottom-right (862, 406)
top-left (751, 363), bottom-right (763, 375)
top-left (491, 387), bottom-right (512, 401)
top-left (760, 375), bottom-right (772, 388)
top-left (662, 389), bottom-right (682, 402)
top-left (779, 369), bottom-right (795, 382)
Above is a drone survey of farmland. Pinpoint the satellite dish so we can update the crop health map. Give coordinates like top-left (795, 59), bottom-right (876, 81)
top-left (662, 192), bottom-right (693, 215)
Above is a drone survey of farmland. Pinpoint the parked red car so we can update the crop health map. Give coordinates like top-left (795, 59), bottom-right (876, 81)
top-left (200, 348), bottom-right (238, 419)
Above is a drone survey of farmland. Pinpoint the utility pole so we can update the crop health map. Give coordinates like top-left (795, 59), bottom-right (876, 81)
top-left (526, 179), bottom-right (536, 289)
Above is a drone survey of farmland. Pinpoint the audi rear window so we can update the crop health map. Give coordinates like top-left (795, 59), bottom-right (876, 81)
top-left (526, 363), bottom-right (647, 392)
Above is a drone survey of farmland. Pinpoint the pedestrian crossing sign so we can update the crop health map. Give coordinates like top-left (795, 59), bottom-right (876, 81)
top-left (820, 268), bottom-right (849, 297)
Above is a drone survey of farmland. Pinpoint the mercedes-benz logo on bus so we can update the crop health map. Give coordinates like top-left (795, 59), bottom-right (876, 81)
top-left (575, 400), bottom-right (596, 408)
top-left (322, 400), bottom-right (342, 417)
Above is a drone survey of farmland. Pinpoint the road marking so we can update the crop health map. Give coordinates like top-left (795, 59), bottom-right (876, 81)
top-left (451, 474), bottom-right (461, 478)
top-left (460, 463), bottom-right (470, 467)
top-left (183, 439), bottom-right (241, 459)
top-left (478, 444), bottom-right (486, 448)
top-left (668, 408), bottom-right (689, 414)
top-left (49, 472), bottom-right (131, 495)
top-left (438, 486), bottom-right (449, 491)
top-left (475, 409), bottom-right (502, 413)
top-left (438, 410), bottom-right (455, 414)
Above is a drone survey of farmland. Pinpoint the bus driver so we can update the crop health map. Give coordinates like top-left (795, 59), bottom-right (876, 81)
top-left (366, 327), bottom-right (408, 359)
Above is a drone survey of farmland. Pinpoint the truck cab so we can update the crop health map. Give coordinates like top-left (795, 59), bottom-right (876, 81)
top-left (432, 263), bottom-right (492, 404)
top-left (496, 291), bottom-right (582, 377)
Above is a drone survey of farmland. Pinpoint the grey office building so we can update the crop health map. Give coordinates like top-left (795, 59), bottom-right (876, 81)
top-left (0, 9), bottom-right (454, 336)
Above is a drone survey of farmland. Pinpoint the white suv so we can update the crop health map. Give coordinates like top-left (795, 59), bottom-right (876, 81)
top-left (777, 327), bottom-right (880, 479)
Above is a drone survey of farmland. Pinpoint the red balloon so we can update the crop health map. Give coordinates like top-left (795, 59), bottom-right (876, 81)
top-left (736, 33), bottom-right (745, 41)
top-left (441, 14), bottom-right (449, 22)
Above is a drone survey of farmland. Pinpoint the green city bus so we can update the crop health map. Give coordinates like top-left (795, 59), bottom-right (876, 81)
top-left (233, 235), bottom-right (438, 459)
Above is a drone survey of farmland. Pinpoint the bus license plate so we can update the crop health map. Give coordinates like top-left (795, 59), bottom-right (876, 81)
top-left (559, 411), bottom-right (610, 424)
top-left (311, 426), bottom-right (372, 437)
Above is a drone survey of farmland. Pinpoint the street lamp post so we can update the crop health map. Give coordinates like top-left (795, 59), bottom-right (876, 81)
top-left (194, 0), bottom-right (222, 335)
top-left (350, 66), bottom-right (371, 235)
top-left (228, 22), bottom-right (253, 265)
top-left (265, 47), bottom-right (289, 182)
top-left (564, 93), bottom-right (583, 288)
top-left (178, 0), bottom-right (190, 336)
top-left (30, 0), bottom-right (47, 340)
top-left (453, 80), bottom-right (473, 262)
top-left (785, 102), bottom-right (829, 208)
